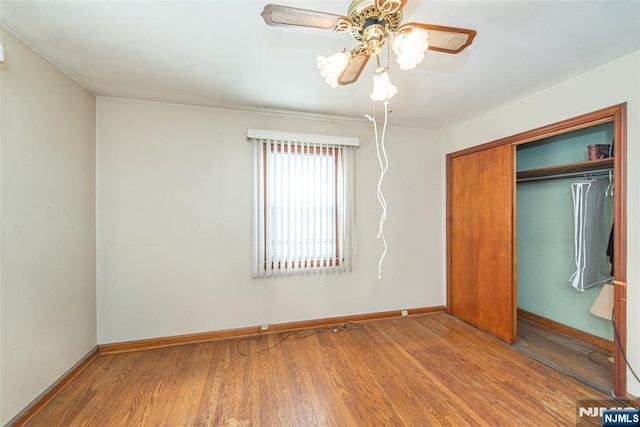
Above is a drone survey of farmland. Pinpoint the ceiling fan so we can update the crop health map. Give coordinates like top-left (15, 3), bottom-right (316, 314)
top-left (261, 0), bottom-right (477, 100)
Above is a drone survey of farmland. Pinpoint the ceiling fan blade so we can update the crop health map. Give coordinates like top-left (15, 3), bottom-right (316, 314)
top-left (375, 0), bottom-right (408, 16)
top-left (338, 48), bottom-right (370, 86)
top-left (398, 23), bottom-right (477, 54)
top-left (261, 4), bottom-right (351, 32)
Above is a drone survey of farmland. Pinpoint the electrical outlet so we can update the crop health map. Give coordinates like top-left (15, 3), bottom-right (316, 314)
top-left (260, 324), bottom-right (269, 331)
top-left (401, 310), bottom-right (408, 317)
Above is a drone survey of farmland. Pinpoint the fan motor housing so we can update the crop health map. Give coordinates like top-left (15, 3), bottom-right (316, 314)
top-left (347, 0), bottom-right (403, 41)
top-left (361, 20), bottom-right (388, 55)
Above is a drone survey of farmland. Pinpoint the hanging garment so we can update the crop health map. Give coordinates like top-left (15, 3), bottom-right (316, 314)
top-left (569, 178), bottom-right (613, 291)
top-left (607, 223), bottom-right (614, 275)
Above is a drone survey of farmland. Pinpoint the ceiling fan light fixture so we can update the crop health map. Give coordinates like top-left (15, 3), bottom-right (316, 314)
top-left (370, 65), bottom-right (397, 102)
top-left (317, 50), bottom-right (350, 88)
top-left (263, 2), bottom-right (476, 99)
top-left (392, 28), bottom-right (429, 70)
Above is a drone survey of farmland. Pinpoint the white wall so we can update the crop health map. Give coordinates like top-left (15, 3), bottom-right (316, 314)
top-left (443, 51), bottom-right (640, 396)
top-left (0, 28), bottom-right (97, 423)
top-left (96, 97), bottom-right (443, 344)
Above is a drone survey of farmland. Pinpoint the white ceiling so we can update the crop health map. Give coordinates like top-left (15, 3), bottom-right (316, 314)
top-left (2, 0), bottom-right (639, 129)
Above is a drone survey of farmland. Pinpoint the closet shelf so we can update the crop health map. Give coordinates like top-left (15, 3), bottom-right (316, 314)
top-left (517, 157), bottom-right (614, 180)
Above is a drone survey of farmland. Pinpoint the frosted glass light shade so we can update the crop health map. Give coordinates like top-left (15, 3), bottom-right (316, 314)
top-left (0, 43), bottom-right (5, 63)
top-left (370, 66), bottom-right (397, 102)
top-left (392, 28), bottom-right (430, 70)
top-left (317, 50), bottom-right (350, 88)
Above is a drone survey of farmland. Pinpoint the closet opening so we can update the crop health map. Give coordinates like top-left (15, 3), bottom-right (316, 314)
top-left (446, 103), bottom-right (627, 396)
top-left (514, 122), bottom-right (616, 394)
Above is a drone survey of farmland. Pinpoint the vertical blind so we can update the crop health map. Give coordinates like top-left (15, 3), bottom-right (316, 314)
top-left (248, 129), bottom-right (358, 278)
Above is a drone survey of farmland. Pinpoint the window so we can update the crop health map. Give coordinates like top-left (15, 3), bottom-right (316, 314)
top-left (248, 129), bottom-right (358, 277)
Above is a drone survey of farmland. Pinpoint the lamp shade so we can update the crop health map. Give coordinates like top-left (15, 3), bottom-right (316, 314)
top-left (370, 66), bottom-right (397, 102)
top-left (589, 283), bottom-right (614, 320)
top-left (392, 28), bottom-right (429, 70)
top-left (0, 43), bottom-right (5, 63)
top-left (317, 50), bottom-right (350, 88)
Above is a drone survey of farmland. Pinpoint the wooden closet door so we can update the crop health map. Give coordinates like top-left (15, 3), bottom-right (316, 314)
top-left (447, 144), bottom-right (516, 344)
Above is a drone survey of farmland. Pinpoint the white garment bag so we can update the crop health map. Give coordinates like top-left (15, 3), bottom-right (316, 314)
top-left (569, 178), bottom-right (612, 291)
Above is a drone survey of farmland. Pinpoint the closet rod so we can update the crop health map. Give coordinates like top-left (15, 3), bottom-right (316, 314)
top-left (517, 168), bottom-right (613, 184)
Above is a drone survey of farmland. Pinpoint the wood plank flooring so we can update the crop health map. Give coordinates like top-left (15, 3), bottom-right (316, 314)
top-left (515, 315), bottom-right (614, 394)
top-left (20, 313), bottom-right (605, 426)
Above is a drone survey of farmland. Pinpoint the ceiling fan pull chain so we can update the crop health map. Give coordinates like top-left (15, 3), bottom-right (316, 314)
top-left (366, 100), bottom-right (391, 279)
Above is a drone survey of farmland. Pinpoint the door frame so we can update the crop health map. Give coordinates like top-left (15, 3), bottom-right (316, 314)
top-left (446, 103), bottom-right (628, 397)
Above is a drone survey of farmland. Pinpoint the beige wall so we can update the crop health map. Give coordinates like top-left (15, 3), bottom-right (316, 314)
top-left (96, 97), bottom-right (444, 344)
top-left (443, 51), bottom-right (640, 396)
top-left (0, 28), bottom-right (97, 423)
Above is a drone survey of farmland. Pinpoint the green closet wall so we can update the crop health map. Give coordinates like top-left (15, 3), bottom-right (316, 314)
top-left (516, 123), bottom-right (614, 340)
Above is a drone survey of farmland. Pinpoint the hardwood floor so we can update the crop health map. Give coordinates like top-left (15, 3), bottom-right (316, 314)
top-left (515, 315), bottom-right (614, 394)
top-left (20, 313), bottom-right (604, 426)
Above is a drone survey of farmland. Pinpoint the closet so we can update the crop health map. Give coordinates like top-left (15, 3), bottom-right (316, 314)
top-left (515, 122), bottom-right (615, 393)
top-left (446, 103), bottom-right (627, 396)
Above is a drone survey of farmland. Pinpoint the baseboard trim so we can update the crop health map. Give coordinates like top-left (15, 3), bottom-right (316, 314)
top-left (517, 309), bottom-right (614, 352)
top-left (98, 306), bottom-right (445, 355)
top-left (7, 346), bottom-right (99, 427)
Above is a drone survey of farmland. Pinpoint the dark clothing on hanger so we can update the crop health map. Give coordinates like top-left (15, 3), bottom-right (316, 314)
top-left (607, 223), bottom-right (614, 275)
